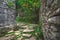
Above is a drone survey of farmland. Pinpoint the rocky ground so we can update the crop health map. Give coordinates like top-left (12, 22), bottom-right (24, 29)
top-left (0, 22), bottom-right (42, 40)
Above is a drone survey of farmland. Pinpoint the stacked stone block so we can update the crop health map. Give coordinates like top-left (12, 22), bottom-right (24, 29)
top-left (0, 0), bottom-right (16, 27)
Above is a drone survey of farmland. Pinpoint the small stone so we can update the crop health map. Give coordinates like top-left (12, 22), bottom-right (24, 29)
top-left (17, 23), bottom-right (25, 26)
top-left (29, 37), bottom-right (36, 40)
top-left (17, 36), bottom-right (23, 40)
top-left (21, 26), bottom-right (28, 28)
top-left (15, 31), bottom-right (20, 35)
top-left (23, 29), bottom-right (34, 32)
top-left (5, 26), bottom-right (10, 27)
top-left (0, 35), bottom-right (15, 40)
top-left (0, 24), bottom-right (3, 25)
top-left (25, 39), bottom-right (29, 40)
top-left (17, 38), bottom-right (22, 40)
top-left (8, 30), bottom-right (13, 33)
top-left (22, 34), bottom-right (31, 37)
top-left (25, 36), bottom-right (36, 40)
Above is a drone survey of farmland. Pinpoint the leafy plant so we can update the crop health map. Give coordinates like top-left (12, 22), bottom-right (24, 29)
top-left (16, 0), bottom-right (40, 23)
top-left (34, 25), bottom-right (42, 40)
top-left (7, 1), bottom-right (14, 8)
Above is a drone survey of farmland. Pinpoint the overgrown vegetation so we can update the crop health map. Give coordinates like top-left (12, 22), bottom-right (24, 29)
top-left (0, 22), bottom-right (42, 40)
top-left (6, 0), bottom-right (14, 8)
top-left (0, 0), bottom-right (43, 40)
top-left (16, 0), bottom-right (40, 23)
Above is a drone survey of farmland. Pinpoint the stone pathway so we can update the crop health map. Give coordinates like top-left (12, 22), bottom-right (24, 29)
top-left (17, 22), bottom-right (37, 40)
top-left (0, 22), bottom-right (42, 40)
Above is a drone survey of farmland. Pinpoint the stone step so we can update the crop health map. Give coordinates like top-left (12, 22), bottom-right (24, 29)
top-left (23, 29), bottom-right (34, 33)
top-left (17, 23), bottom-right (38, 29)
top-left (0, 35), bottom-right (15, 40)
top-left (14, 31), bottom-right (20, 35)
top-left (17, 23), bottom-right (26, 26)
top-left (22, 34), bottom-right (32, 37)
top-left (17, 38), bottom-right (21, 40)
top-left (25, 37), bottom-right (36, 40)
top-left (17, 36), bottom-right (23, 40)
top-left (20, 25), bottom-right (35, 29)
top-left (20, 26), bottom-right (28, 29)
top-left (0, 24), bottom-right (3, 25)
top-left (25, 39), bottom-right (29, 40)
top-left (28, 24), bottom-right (38, 27)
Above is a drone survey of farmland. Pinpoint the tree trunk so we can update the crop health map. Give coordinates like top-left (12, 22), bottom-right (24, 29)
top-left (40, 0), bottom-right (60, 40)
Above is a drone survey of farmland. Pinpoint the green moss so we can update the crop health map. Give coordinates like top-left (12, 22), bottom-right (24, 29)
top-left (7, 1), bottom-right (14, 8)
